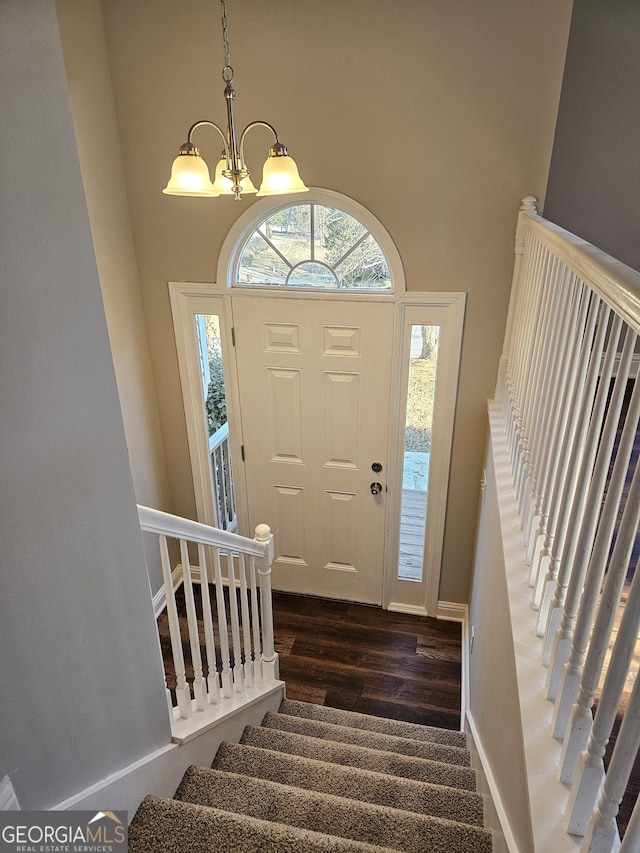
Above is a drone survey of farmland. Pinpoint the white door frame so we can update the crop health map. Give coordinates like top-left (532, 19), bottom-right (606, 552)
top-left (170, 179), bottom-right (464, 617)
top-left (170, 280), bottom-right (465, 616)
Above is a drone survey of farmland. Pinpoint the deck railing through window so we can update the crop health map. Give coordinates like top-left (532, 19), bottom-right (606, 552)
top-left (209, 421), bottom-right (236, 531)
top-left (495, 197), bottom-right (640, 852)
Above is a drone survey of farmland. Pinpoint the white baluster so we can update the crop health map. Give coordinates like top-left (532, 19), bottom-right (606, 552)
top-left (514, 241), bottom-right (550, 503)
top-left (562, 454), bottom-right (640, 801)
top-left (500, 211), bottom-right (535, 420)
top-left (212, 546), bottom-right (232, 698)
top-left (541, 299), bottom-right (608, 667)
top-left (532, 280), bottom-right (590, 615)
top-left (537, 292), bottom-right (600, 641)
top-left (226, 551), bottom-right (244, 693)
top-left (197, 543), bottom-right (220, 705)
top-left (238, 554), bottom-right (254, 688)
top-left (522, 258), bottom-right (568, 551)
top-left (551, 329), bottom-right (638, 732)
top-left (505, 228), bottom-right (535, 410)
top-left (508, 235), bottom-right (542, 468)
top-left (567, 536), bottom-right (640, 838)
top-left (254, 524), bottom-right (278, 681)
top-left (249, 556), bottom-right (263, 683)
top-left (582, 640), bottom-right (640, 851)
top-left (179, 539), bottom-right (206, 711)
top-left (517, 249), bottom-right (556, 529)
top-left (526, 264), bottom-right (574, 571)
top-left (158, 535), bottom-right (191, 720)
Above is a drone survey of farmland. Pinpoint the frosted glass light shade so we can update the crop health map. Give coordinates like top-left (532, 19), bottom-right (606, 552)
top-left (211, 158), bottom-right (258, 195)
top-left (163, 152), bottom-right (218, 197)
top-left (257, 153), bottom-right (308, 196)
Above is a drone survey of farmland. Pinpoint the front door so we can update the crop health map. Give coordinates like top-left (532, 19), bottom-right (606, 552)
top-left (232, 295), bottom-right (394, 604)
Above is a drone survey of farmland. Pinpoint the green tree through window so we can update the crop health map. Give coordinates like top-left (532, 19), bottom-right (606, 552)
top-left (237, 203), bottom-right (391, 290)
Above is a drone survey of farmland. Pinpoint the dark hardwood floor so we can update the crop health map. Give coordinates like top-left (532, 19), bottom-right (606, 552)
top-left (158, 587), bottom-right (463, 731)
top-left (272, 591), bottom-right (462, 731)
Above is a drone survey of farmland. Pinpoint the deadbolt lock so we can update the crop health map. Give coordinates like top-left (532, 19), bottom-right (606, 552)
top-left (371, 462), bottom-right (383, 473)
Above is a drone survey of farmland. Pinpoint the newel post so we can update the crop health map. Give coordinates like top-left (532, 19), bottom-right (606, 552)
top-left (254, 524), bottom-right (279, 681)
top-left (495, 195), bottom-right (537, 402)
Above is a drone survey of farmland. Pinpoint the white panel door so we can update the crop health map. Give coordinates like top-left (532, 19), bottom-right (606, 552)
top-left (232, 296), bottom-right (394, 604)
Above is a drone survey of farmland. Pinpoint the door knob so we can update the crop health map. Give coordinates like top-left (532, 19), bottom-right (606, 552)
top-left (370, 482), bottom-right (383, 495)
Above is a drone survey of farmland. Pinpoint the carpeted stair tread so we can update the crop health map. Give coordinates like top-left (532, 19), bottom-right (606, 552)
top-left (175, 766), bottom-right (492, 853)
top-left (241, 724), bottom-right (478, 790)
top-left (263, 710), bottom-right (471, 766)
top-left (279, 698), bottom-right (467, 748)
top-left (212, 741), bottom-right (485, 826)
top-left (128, 795), bottom-right (394, 852)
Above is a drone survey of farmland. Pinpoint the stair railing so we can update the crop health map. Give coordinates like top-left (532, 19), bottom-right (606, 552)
top-left (138, 505), bottom-right (279, 743)
top-left (495, 197), bottom-right (640, 851)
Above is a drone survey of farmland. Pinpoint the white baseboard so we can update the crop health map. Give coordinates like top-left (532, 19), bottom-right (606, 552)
top-left (154, 564), bottom-right (246, 617)
top-left (466, 711), bottom-right (520, 853)
top-left (436, 600), bottom-right (467, 622)
top-left (153, 565), bottom-right (183, 617)
top-left (51, 684), bottom-right (285, 821)
top-left (387, 602), bottom-right (429, 616)
top-left (387, 600), bottom-right (467, 621)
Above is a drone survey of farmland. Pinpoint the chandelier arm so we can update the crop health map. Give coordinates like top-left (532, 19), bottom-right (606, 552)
top-left (238, 120), bottom-right (280, 165)
top-left (185, 120), bottom-right (230, 159)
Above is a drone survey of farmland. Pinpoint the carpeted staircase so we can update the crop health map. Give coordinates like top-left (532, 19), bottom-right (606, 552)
top-left (128, 699), bottom-right (493, 852)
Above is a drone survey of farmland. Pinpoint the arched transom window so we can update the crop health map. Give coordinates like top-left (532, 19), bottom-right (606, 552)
top-left (236, 202), bottom-right (392, 290)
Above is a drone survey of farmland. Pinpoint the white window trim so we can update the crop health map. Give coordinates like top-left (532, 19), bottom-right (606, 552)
top-left (385, 293), bottom-right (466, 616)
top-left (216, 187), bottom-right (406, 297)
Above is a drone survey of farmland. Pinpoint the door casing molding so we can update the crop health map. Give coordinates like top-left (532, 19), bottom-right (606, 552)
top-left (170, 281), bottom-right (465, 616)
top-left (170, 174), bottom-right (464, 617)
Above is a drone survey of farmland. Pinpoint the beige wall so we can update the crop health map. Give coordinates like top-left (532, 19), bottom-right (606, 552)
top-left (96, 0), bottom-right (572, 602)
top-left (56, 0), bottom-right (171, 592)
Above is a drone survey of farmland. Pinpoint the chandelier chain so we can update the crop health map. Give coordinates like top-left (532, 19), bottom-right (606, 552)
top-left (163, 0), bottom-right (307, 198)
top-left (220, 0), bottom-right (233, 83)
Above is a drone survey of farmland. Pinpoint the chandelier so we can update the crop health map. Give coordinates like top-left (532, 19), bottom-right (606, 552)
top-left (163, 0), bottom-right (308, 200)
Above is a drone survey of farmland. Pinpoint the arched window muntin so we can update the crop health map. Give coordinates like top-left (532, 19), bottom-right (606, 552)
top-left (217, 188), bottom-right (405, 297)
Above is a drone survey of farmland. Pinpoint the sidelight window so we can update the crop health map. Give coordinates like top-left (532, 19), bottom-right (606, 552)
top-left (398, 325), bottom-right (440, 582)
top-left (195, 313), bottom-right (236, 531)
